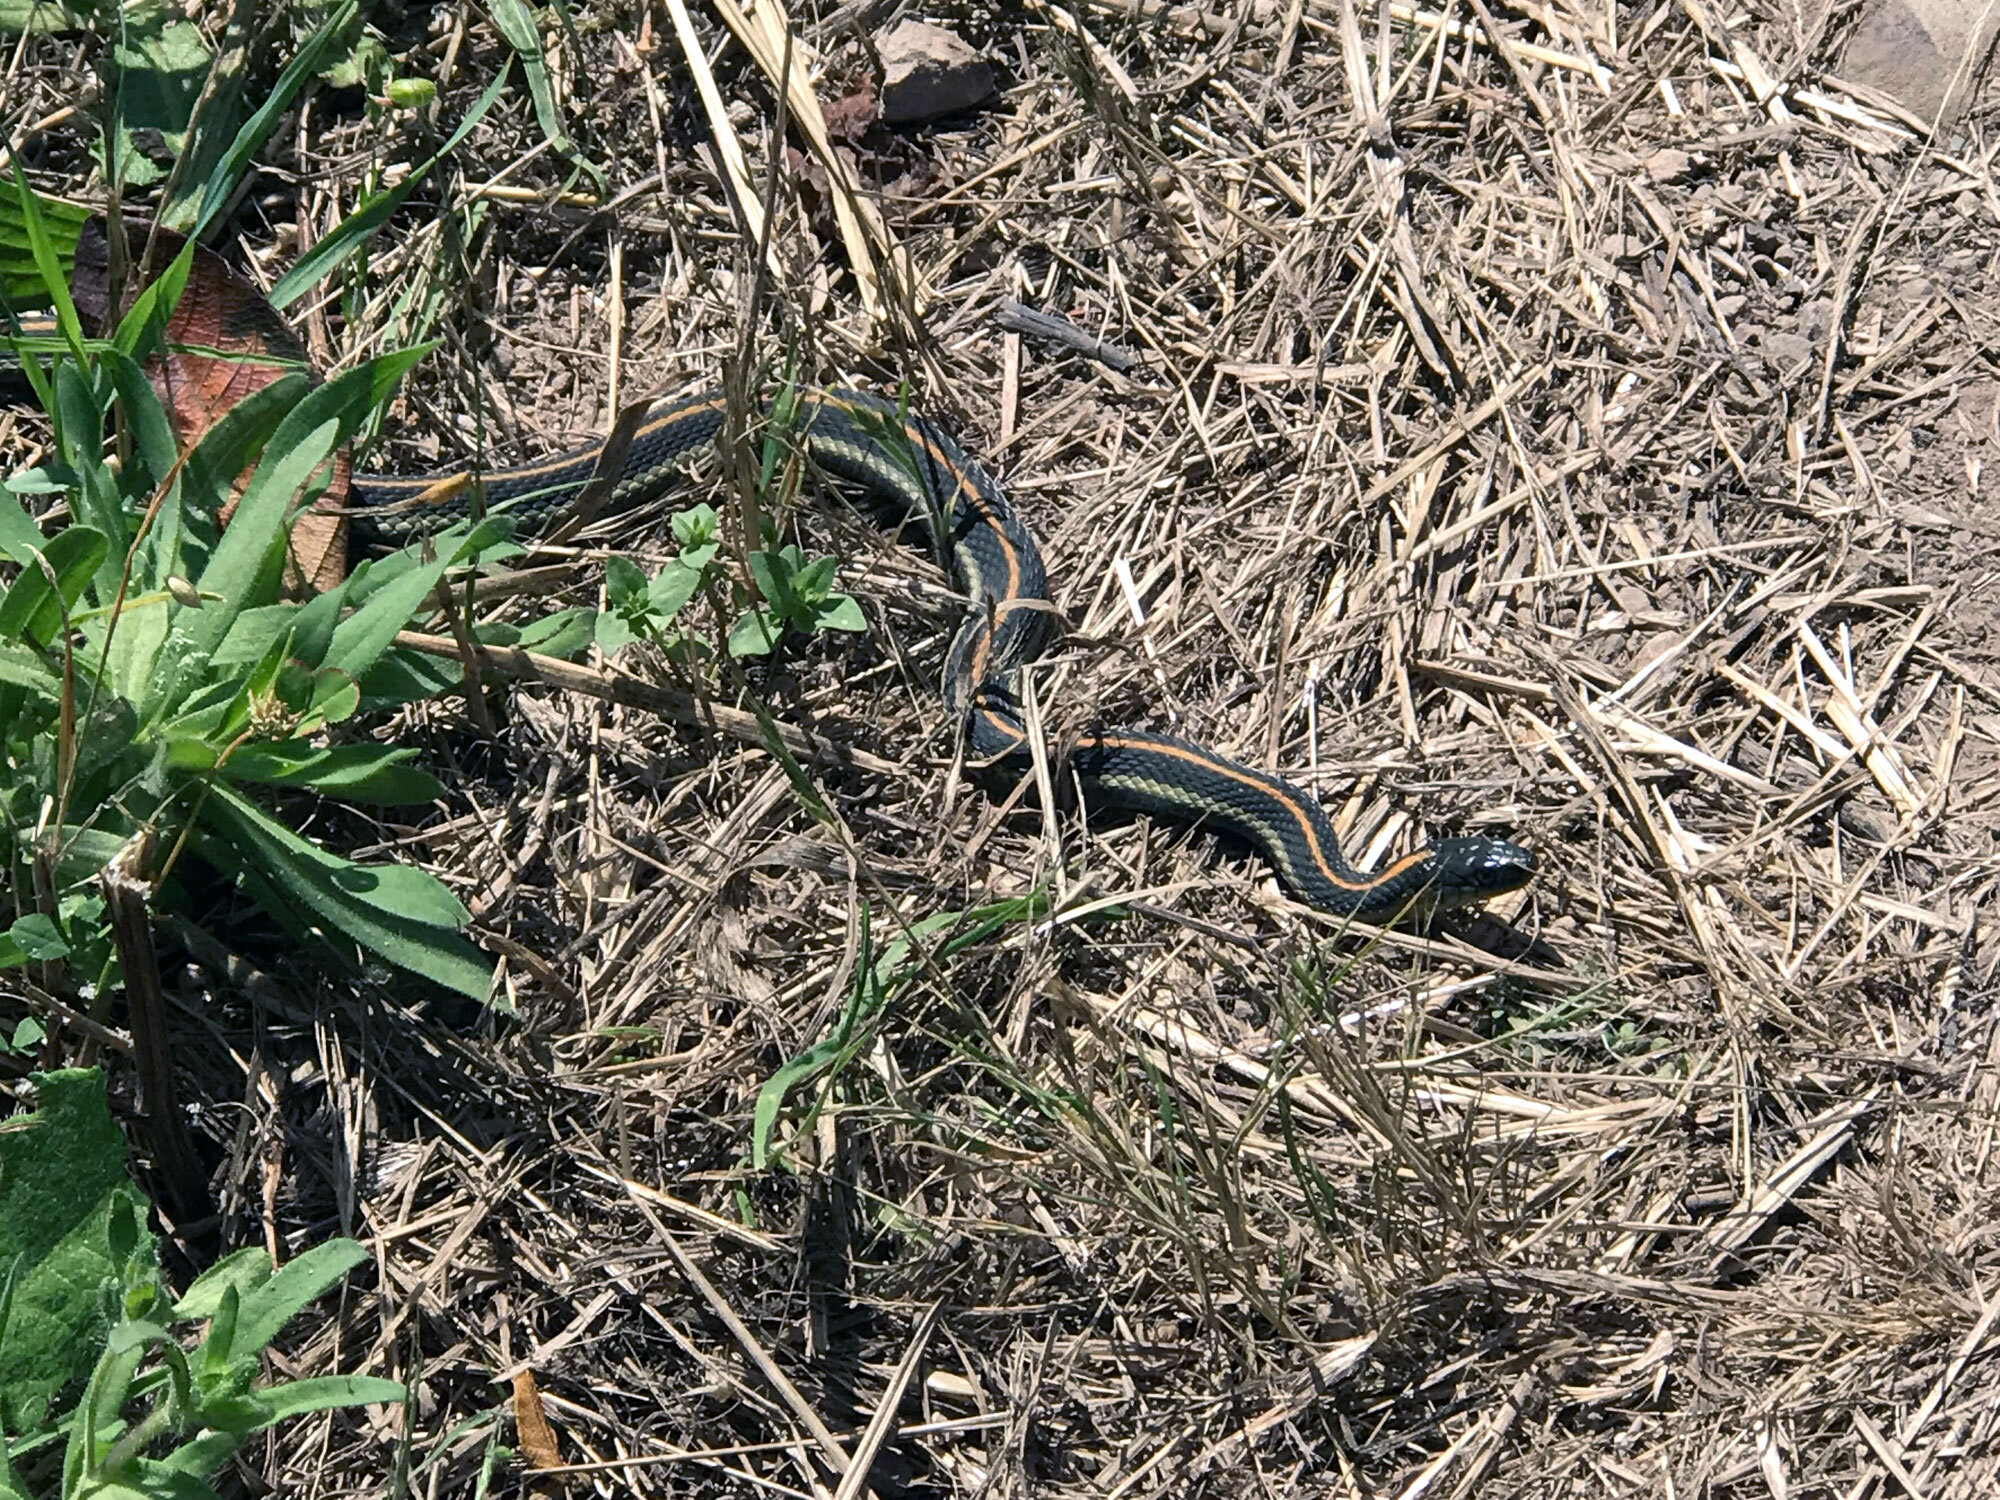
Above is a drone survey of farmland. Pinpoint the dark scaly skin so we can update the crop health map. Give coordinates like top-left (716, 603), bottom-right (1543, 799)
top-left (351, 388), bottom-right (1537, 919)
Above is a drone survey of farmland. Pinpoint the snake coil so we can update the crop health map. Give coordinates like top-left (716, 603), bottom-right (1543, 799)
top-left (351, 388), bottom-right (1536, 919)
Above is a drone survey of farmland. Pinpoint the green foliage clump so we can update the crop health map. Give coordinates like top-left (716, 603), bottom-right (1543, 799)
top-left (0, 1070), bottom-right (399, 1500)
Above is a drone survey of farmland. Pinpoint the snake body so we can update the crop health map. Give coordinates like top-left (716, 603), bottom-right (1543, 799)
top-left (351, 388), bottom-right (1536, 919)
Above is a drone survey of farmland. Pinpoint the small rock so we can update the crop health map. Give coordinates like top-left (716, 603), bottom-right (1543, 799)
top-left (876, 20), bottom-right (995, 124)
top-left (1955, 378), bottom-right (2000, 441)
top-left (1841, 0), bottom-right (2000, 129)
top-left (1644, 147), bottom-right (1690, 182)
top-left (1761, 330), bottom-right (1815, 367)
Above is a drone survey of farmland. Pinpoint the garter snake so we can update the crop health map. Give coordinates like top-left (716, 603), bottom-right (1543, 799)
top-left (349, 388), bottom-right (1538, 919)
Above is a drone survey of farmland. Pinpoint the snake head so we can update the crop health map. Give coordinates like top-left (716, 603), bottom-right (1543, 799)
top-left (1424, 837), bottom-right (1538, 910)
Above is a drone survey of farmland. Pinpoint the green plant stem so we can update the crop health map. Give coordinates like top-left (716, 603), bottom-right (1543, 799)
top-left (148, 725), bottom-right (253, 896)
top-left (90, 1392), bottom-right (177, 1487)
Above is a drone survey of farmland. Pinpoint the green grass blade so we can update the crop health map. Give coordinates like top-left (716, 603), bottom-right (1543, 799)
top-left (751, 895), bottom-right (1047, 1166)
top-left (485, 0), bottom-right (605, 194)
top-left (0, 525), bottom-right (108, 646)
top-left (267, 68), bottom-right (510, 311)
top-left (4, 157), bottom-right (85, 363)
top-left (176, 1), bottom-right (361, 235)
top-left (228, 1375), bottom-right (406, 1432)
top-left (0, 187), bottom-right (86, 309)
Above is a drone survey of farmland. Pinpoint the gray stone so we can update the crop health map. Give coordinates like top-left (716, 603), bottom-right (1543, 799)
top-left (876, 20), bottom-right (995, 124)
top-left (1761, 331), bottom-right (1815, 367)
top-left (1840, 0), bottom-right (2000, 129)
top-left (1644, 147), bottom-right (1690, 182)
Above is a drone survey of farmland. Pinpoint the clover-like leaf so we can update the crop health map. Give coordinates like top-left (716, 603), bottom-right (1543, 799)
top-left (813, 595), bottom-right (867, 634)
top-left (671, 503), bottom-right (717, 548)
top-left (728, 607), bottom-right (783, 659)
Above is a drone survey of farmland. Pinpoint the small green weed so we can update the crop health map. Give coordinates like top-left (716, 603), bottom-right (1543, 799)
top-left (596, 496), bottom-right (866, 665)
top-left (0, 6), bottom-right (523, 1003)
top-left (752, 894), bottom-right (1046, 1168)
top-left (0, 1070), bottom-right (398, 1500)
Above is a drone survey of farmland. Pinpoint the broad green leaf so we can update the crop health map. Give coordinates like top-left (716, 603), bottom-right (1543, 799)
top-left (49, 365), bottom-right (130, 608)
top-left (190, 350), bottom-right (428, 651)
top-left (603, 554), bottom-right (646, 608)
top-left (171, 1245), bottom-right (270, 1322)
top-left (7, 914), bottom-right (66, 960)
top-left (177, 373), bottom-right (310, 527)
top-left (0, 1070), bottom-right (158, 1433)
top-left (0, 192), bottom-right (86, 310)
top-left (103, 3), bottom-right (214, 188)
top-left (218, 1374), bottom-right (404, 1430)
top-left (199, 787), bottom-right (491, 998)
top-left (319, 520), bottom-right (494, 680)
top-left (180, 420), bottom-right (336, 651)
top-left (0, 639), bottom-right (60, 695)
top-left (746, 548), bottom-right (790, 611)
top-left (384, 76), bottom-right (434, 109)
top-left (157, 349), bottom-right (417, 714)
top-left (226, 1239), bottom-right (368, 1360)
top-left (283, 575), bottom-right (352, 669)
top-left (63, 698), bottom-right (140, 801)
top-left (646, 559), bottom-right (702, 622)
top-left (46, 827), bottom-right (134, 892)
top-left (671, 504), bottom-right (716, 548)
top-left (0, 524), bottom-right (108, 646)
top-left (210, 604), bottom-right (300, 668)
top-left (353, 648), bottom-right (459, 712)
top-left (322, 28), bottom-right (387, 89)
top-left (1, 464), bottom-right (72, 495)
top-left (153, 1426), bottom-right (238, 1478)
top-left (222, 743), bottom-right (443, 804)
top-left (99, 349), bottom-right (179, 490)
top-left (728, 607), bottom-right (781, 659)
top-left (813, 595), bottom-right (866, 633)
top-left (594, 610), bottom-right (636, 656)
top-left (126, 1463), bottom-right (224, 1500)
top-left (303, 668), bottom-right (360, 729)
top-left (511, 606), bottom-right (594, 658)
top-left (793, 553), bottom-right (838, 602)
top-left (0, 490), bottom-right (47, 563)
